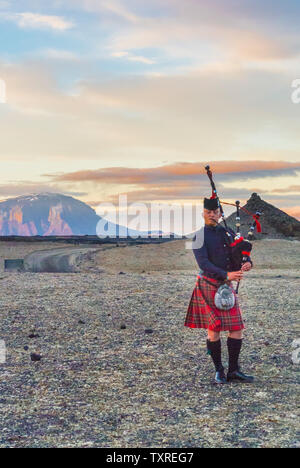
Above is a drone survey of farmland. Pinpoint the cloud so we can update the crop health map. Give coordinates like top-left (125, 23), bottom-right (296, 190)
top-left (0, 1), bottom-right (10, 9)
top-left (83, 0), bottom-right (300, 70)
top-left (48, 161), bottom-right (300, 185)
top-left (111, 51), bottom-right (129, 58)
top-left (127, 55), bottom-right (156, 65)
top-left (104, 183), bottom-right (253, 204)
top-left (100, 0), bottom-right (140, 23)
top-left (271, 185), bottom-right (300, 193)
top-left (112, 50), bottom-right (156, 64)
top-left (1, 0), bottom-right (300, 213)
top-left (270, 185), bottom-right (300, 193)
top-left (0, 11), bottom-right (75, 31)
top-left (40, 160), bottom-right (300, 211)
top-left (0, 181), bottom-right (87, 199)
top-left (40, 49), bottom-right (80, 61)
top-left (1, 56), bottom-right (300, 179)
top-left (6, 1), bottom-right (300, 68)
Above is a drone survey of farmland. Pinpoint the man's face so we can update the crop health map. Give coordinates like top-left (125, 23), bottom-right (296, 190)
top-left (203, 208), bottom-right (221, 226)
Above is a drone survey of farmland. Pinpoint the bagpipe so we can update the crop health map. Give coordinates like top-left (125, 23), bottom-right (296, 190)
top-left (205, 165), bottom-right (262, 293)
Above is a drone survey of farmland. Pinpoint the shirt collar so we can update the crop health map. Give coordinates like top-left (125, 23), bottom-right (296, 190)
top-left (205, 223), bottom-right (218, 231)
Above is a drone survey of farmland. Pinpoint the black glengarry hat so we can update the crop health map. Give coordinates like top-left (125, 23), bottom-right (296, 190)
top-left (204, 197), bottom-right (219, 210)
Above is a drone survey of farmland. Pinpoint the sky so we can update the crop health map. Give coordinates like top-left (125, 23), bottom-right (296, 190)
top-left (0, 0), bottom-right (299, 221)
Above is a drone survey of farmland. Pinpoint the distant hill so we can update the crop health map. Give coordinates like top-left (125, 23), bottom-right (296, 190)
top-left (0, 193), bottom-right (151, 237)
top-left (226, 193), bottom-right (300, 239)
top-left (1, 191), bottom-right (297, 239)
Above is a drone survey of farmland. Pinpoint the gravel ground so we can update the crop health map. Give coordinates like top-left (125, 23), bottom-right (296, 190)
top-left (0, 239), bottom-right (299, 448)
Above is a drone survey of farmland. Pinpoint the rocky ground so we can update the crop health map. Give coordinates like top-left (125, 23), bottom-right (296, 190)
top-left (0, 239), bottom-right (299, 448)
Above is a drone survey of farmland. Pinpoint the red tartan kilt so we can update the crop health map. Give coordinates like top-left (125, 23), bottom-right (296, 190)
top-left (184, 275), bottom-right (245, 332)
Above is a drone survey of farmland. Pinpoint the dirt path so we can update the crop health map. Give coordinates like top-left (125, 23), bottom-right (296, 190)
top-left (23, 247), bottom-right (101, 273)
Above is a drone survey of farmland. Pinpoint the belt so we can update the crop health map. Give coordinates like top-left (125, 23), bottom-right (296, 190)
top-left (197, 274), bottom-right (225, 287)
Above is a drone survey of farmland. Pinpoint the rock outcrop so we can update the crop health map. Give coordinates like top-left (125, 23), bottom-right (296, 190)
top-left (226, 193), bottom-right (300, 239)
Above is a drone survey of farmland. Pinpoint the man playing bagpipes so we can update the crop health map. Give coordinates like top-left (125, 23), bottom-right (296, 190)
top-left (184, 166), bottom-right (261, 385)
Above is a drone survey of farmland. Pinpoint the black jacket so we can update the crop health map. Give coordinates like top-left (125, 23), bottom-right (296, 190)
top-left (193, 224), bottom-right (253, 280)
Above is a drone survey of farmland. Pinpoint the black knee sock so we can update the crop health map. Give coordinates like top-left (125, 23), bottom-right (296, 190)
top-left (206, 339), bottom-right (224, 372)
top-left (227, 337), bottom-right (243, 373)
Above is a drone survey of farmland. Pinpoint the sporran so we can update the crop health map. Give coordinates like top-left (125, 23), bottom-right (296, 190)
top-left (214, 283), bottom-right (236, 310)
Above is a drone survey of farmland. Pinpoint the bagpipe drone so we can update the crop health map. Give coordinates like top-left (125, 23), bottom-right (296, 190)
top-left (205, 165), bottom-right (262, 293)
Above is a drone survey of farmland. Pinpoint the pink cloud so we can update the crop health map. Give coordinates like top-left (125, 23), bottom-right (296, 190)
top-left (48, 160), bottom-right (300, 185)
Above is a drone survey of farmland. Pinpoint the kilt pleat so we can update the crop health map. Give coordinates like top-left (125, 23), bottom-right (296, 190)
top-left (184, 275), bottom-right (244, 331)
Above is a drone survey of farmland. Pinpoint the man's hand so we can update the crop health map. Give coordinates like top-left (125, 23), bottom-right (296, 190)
top-left (241, 262), bottom-right (252, 272)
top-left (227, 270), bottom-right (243, 281)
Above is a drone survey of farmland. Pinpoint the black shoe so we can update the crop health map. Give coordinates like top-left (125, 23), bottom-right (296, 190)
top-left (215, 370), bottom-right (227, 384)
top-left (227, 369), bottom-right (254, 383)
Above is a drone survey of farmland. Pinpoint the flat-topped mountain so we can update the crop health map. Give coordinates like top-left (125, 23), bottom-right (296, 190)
top-left (0, 193), bottom-right (147, 237)
top-left (0, 193), bottom-right (101, 236)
